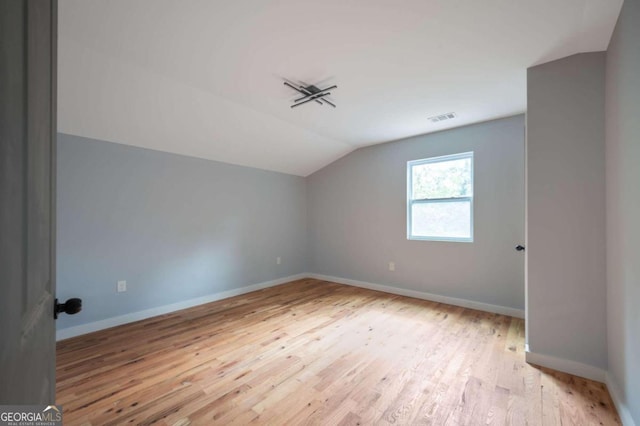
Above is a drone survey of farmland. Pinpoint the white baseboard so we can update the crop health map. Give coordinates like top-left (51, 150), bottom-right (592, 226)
top-left (58, 272), bottom-right (524, 341)
top-left (524, 348), bottom-right (637, 424)
top-left (307, 273), bottom-right (525, 319)
top-left (56, 273), bottom-right (308, 341)
top-left (606, 373), bottom-right (637, 426)
top-left (524, 345), bottom-right (606, 383)
top-left (56, 272), bottom-right (636, 425)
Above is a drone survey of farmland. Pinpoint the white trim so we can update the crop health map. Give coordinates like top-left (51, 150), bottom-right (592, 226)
top-left (56, 271), bottom-right (638, 426)
top-left (407, 151), bottom-right (474, 243)
top-left (57, 272), bottom-right (525, 341)
top-left (524, 345), bottom-right (606, 382)
top-left (606, 373), bottom-right (637, 426)
top-left (307, 273), bottom-right (525, 318)
top-left (56, 273), bottom-right (308, 341)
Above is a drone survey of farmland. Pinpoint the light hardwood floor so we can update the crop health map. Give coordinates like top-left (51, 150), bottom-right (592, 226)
top-left (56, 278), bottom-right (620, 425)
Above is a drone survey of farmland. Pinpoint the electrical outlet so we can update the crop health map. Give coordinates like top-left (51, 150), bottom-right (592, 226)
top-left (276, 257), bottom-right (282, 265)
top-left (117, 280), bottom-right (127, 292)
top-left (389, 262), bottom-right (395, 271)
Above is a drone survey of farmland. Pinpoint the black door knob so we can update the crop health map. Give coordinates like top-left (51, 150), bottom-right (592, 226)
top-left (54, 298), bottom-right (82, 319)
top-left (515, 245), bottom-right (525, 251)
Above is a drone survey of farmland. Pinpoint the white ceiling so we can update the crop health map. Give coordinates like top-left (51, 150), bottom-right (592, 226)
top-left (58, 0), bottom-right (623, 176)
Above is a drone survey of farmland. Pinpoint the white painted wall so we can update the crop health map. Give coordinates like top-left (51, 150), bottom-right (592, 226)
top-left (307, 116), bottom-right (525, 312)
top-left (526, 53), bottom-right (607, 369)
top-left (605, 0), bottom-right (640, 423)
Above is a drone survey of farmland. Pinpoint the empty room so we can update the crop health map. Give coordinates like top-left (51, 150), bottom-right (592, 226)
top-left (1, 0), bottom-right (638, 425)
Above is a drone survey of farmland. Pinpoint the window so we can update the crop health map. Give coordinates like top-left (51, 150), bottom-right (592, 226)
top-left (407, 152), bottom-right (474, 242)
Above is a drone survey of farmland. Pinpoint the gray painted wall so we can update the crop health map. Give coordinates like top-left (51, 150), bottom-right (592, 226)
top-left (605, 0), bottom-right (640, 422)
top-left (526, 53), bottom-right (607, 369)
top-left (307, 116), bottom-right (525, 311)
top-left (56, 134), bottom-right (307, 330)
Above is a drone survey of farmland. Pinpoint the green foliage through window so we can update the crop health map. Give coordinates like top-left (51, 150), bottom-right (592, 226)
top-left (407, 152), bottom-right (474, 241)
top-left (411, 158), bottom-right (472, 200)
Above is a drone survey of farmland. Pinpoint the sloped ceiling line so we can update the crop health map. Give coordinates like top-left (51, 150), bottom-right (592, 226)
top-left (58, 0), bottom-right (623, 176)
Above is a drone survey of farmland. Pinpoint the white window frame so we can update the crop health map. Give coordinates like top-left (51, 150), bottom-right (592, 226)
top-left (407, 151), bottom-right (474, 242)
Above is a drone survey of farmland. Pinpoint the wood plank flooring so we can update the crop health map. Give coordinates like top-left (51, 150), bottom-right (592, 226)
top-left (56, 278), bottom-right (621, 425)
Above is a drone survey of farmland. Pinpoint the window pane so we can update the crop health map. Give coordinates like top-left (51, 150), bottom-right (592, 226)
top-left (411, 157), bottom-right (472, 199)
top-left (411, 201), bottom-right (471, 239)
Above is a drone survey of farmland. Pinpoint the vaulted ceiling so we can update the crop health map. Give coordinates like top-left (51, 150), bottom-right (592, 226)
top-left (58, 0), bottom-right (623, 176)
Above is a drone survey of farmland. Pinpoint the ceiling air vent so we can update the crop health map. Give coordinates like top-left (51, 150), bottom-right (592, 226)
top-left (428, 112), bottom-right (456, 123)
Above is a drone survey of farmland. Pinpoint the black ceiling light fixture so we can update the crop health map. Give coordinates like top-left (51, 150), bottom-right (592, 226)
top-left (284, 80), bottom-right (337, 108)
